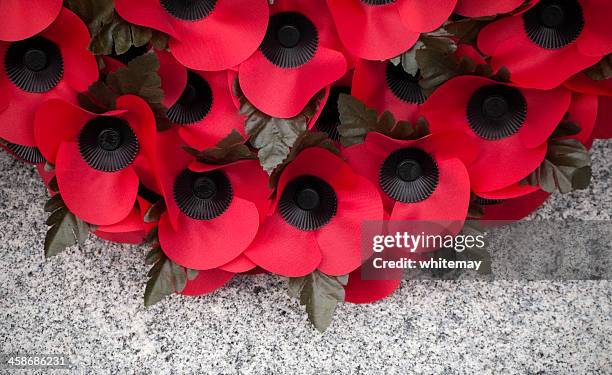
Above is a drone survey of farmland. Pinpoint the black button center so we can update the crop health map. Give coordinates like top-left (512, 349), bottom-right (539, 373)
top-left (97, 128), bottom-right (123, 151)
top-left (278, 25), bottom-right (301, 48)
top-left (482, 95), bottom-right (509, 119)
top-left (23, 49), bottom-right (48, 72)
top-left (396, 159), bottom-right (423, 182)
top-left (296, 188), bottom-right (320, 211)
top-left (193, 176), bottom-right (217, 200)
top-left (539, 4), bottom-right (565, 27)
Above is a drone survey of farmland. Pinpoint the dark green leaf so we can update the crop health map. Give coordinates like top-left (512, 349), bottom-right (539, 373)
top-left (196, 130), bottom-right (256, 165)
top-left (48, 176), bottom-right (59, 193)
top-left (583, 54), bottom-right (612, 81)
top-left (44, 194), bottom-right (89, 258)
top-left (550, 121), bottom-right (581, 139)
top-left (144, 251), bottom-right (189, 306)
top-left (289, 271), bottom-right (347, 332)
top-left (144, 200), bottom-right (166, 223)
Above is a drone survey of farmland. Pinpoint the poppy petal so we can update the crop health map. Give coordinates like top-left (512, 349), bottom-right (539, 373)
top-left (0, 0), bottom-right (62, 42)
top-left (239, 47), bottom-right (346, 118)
top-left (396, 0), bottom-right (456, 33)
top-left (244, 213), bottom-right (322, 277)
top-left (565, 93), bottom-right (598, 146)
top-left (454, 0), bottom-right (524, 17)
top-left (157, 50), bottom-right (188, 108)
top-left (219, 255), bottom-right (257, 273)
top-left (114, 0), bottom-right (178, 37)
top-left (477, 16), bottom-right (523, 57)
top-left (477, 182), bottom-right (540, 200)
top-left (56, 141), bottom-right (139, 225)
top-left (480, 190), bottom-right (550, 222)
top-left (519, 85), bottom-right (571, 148)
top-left (344, 268), bottom-right (401, 304)
top-left (576, 0), bottom-right (612, 57)
top-left (181, 269), bottom-right (234, 296)
top-left (158, 196), bottom-right (260, 270)
top-left (593, 96), bottom-right (612, 139)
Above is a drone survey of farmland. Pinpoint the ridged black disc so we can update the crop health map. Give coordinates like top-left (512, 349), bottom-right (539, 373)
top-left (160, 0), bottom-right (217, 21)
top-left (379, 148), bottom-right (439, 203)
top-left (279, 175), bottom-right (337, 231)
top-left (385, 62), bottom-right (426, 105)
top-left (167, 71), bottom-right (214, 125)
top-left (4, 36), bottom-right (63, 93)
top-left (315, 86), bottom-right (350, 142)
top-left (5, 143), bottom-right (45, 164)
top-left (475, 196), bottom-right (505, 206)
top-left (260, 12), bottom-right (319, 68)
top-left (523, 0), bottom-right (584, 49)
top-left (467, 84), bottom-right (527, 140)
top-left (361, 0), bottom-right (396, 5)
top-left (78, 117), bottom-right (139, 173)
top-left (173, 169), bottom-right (233, 220)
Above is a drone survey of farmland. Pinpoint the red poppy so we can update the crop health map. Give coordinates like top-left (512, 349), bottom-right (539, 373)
top-left (420, 76), bottom-right (571, 193)
top-left (344, 267), bottom-right (401, 304)
top-left (478, 0), bottom-right (612, 89)
top-left (156, 51), bottom-right (246, 150)
top-left (155, 131), bottom-right (271, 271)
top-left (114, 0), bottom-right (269, 71)
top-left (244, 147), bottom-right (384, 277)
top-left (33, 95), bottom-right (157, 226)
top-left (0, 8), bottom-right (98, 162)
top-left (454, 0), bottom-right (526, 17)
top-left (326, 0), bottom-right (456, 60)
top-left (0, 0), bottom-right (63, 42)
top-left (352, 59), bottom-right (425, 124)
top-left (342, 132), bottom-right (473, 238)
top-left (238, 0), bottom-right (348, 118)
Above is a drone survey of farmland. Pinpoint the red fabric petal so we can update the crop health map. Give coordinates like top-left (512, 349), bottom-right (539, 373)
top-left (396, 0), bottom-right (456, 33)
top-left (344, 268), bottom-right (401, 304)
top-left (477, 182), bottom-right (540, 200)
top-left (239, 48), bottom-right (346, 118)
top-left (455, 44), bottom-right (487, 65)
top-left (564, 93), bottom-right (598, 146)
top-left (218, 255), bottom-right (257, 273)
top-left (243, 213), bottom-right (322, 277)
top-left (593, 96), bottom-right (612, 139)
top-left (181, 269), bottom-right (234, 296)
top-left (519, 85), bottom-right (571, 148)
top-left (56, 142), bottom-right (139, 225)
top-left (352, 59), bottom-right (419, 123)
top-left (326, 0), bottom-right (420, 60)
top-left (158, 196), bottom-right (260, 270)
top-left (0, 0), bottom-right (62, 41)
top-left (156, 50), bottom-right (188, 108)
top-left (34, 99), bottom-right (96, 163)
top-left (41, 8), bottom-right (98, 92)
top-left (316, 174), bottom-right (384, 276)
top-left (95, 205), bottom-right (146, 244)
top-left (177, 71), bottom-right (247, 150)
top-left (576, 0), bottom-right (612, 57)
top-left (114, 0), bottom-right (178, 37)
top-left (481, 190), bottom-right (550, 222)
top-left (455, 0), bottom-right (524, 17)
top-left (564, 74), bottom-right (612, 97)
top-left (490, 34), bottom-right (601, 89)
top-left (94, 231), bottom-right (145, 244)
top-left (477, 16), bottom-right (522, 57)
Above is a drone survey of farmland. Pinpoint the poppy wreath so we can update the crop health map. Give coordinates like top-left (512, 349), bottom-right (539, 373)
top-left (0, 0), bottom-right (610, 332)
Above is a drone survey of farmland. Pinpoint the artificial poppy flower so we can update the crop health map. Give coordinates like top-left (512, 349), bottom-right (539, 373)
top-left (352, 60), bottom-right (426, 124)
top-left (0, 8), bottom-right (98, 163)
top-left (454, 0), bottom-right (526, 17)
top-left (114, 0), bottom-right (269, 71)
top-left (181, 269), bottom-right (235, 296)
top-left (156, 51), bottom-right (246, 150)
top-left (342, 132), bottom-right (473, 236)
top-left (326, 0), bottom-right (456, 60)
top-left (344, 267), bottom-right (401, 304)
top-left (244, 147), bottom-right (384, 277)
top-left (420, 76), bottom-right (571, 193)
top-left (238, 0), bottom-right (348, 118)
top-left (33, 95), bottom-right (157, 226)
top-left (94, 197), bottom-right (155, 245)
top-left (155, 131), bottom-right (270, 271)
top-left (0, 0), bottom-right (63, 42)
top-left (478, 0), bottom-right (612, 89)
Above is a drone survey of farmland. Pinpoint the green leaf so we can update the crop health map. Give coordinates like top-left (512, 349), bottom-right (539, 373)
top-left (43, 194), bottom-right (90, 258)
top-left (144, 200), bottom-right (166, 223)
top-left (337, 94), bottom-right (429, 147)
top-left (289, 271), bottom-right (347, 333)
top-left (195, 130), bottom-right (257, 165)
top-left (234, 80), bottom-right (324, 173)
top-left (186, 268), bottom-right (199, 281)
top-left (144, 250), bottom-right (189, 306)
top-left (522, 139), bottom-right (592, 193)
top-left (583, 54), bottom-right (612, 81)
top-left (550, 121), bottom-right (581, 139)
top-left (390, 41), bottom-right (423, 76)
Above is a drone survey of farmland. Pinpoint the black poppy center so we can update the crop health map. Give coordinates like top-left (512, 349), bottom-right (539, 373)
top-left (523, 0), bottom-right (584, 49)
top-left (5, 36), bottom-right (64, 93)
top-left (315, 86), bottom-right (350, 142)
top-left (279, 175), bottom-right (337, 231)
top-left (379, 148), bottom-right (439, 203)
top-left (385, 62), bottom-right (426, 105)
top-left (5, 143), bottom-right (45, 164)
top-left (260, 12), bottom-right (319, 68)
top-left (160, 0), bottom-right (217, 21)
top-left (167, 71), bottom-right (213, 125)
top-left (173, 169), bottom-right (233, 220)
top-left (78, 117), bottom-right (139, 172)
top-left (467, 84), bottom-right (527, 140)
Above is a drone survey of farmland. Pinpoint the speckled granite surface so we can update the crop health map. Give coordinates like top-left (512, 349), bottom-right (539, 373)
top-left (0, 140), bottom-right (610, 374)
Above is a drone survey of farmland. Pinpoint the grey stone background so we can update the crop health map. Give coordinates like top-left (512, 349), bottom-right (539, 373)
top-left (0, 140), bottom-right (610, 374)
